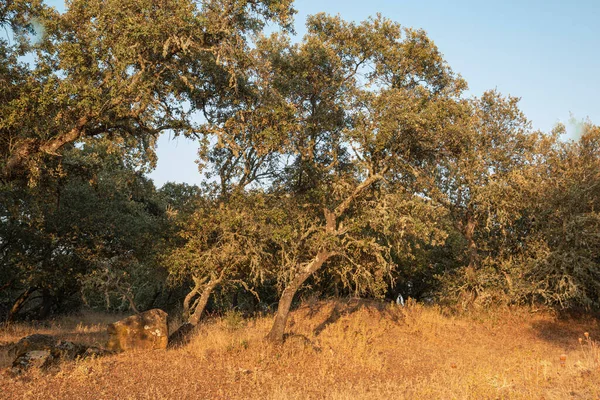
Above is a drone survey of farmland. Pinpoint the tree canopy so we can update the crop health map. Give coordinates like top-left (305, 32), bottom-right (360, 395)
top-left (1, 1), bottom-right (599, 343)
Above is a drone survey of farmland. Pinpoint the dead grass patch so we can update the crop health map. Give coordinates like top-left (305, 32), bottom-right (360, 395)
top-left (1, 301), bottom-right (600, 399)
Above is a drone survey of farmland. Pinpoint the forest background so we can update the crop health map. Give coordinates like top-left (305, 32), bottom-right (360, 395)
top-left (1, 0), bottom-right (599, 345)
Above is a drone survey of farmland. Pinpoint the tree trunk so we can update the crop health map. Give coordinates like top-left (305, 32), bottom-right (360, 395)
top-left (148, 289), bottom-right (162, 310)
top-left (188, 277), bottom-right (221, 326)
top-left (188, 284), bottom-right (215, 326)
top-left (123, 291), bottom-right (140, 314)
top-left (265, 173), bottom-right (382, 343)
top-left (38, 288), bottom-right (53, 319)
top-left (463, 215), bottom-right (479, 269)
top-left (266, 250), bottom-right (331, 343)
top-left (7, 287), bottom-right (37, 323)
top-left (231, 290), bottom-right (239, 310)
top-left (183, 276), bottom-right (206, 318)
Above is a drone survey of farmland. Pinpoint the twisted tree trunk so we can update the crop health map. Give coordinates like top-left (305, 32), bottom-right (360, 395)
top-left (266, 172), bottom-right (385, 343)
top-left (182, 276), bottom-right (206, 318)
top-left (187, 274), bottom-right (225, 326)
top-left (266, 250), bottom-right (332, 343)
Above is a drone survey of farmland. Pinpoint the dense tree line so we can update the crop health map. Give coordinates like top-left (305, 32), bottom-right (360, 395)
top-left (1, 1), bottom-right (598, 342)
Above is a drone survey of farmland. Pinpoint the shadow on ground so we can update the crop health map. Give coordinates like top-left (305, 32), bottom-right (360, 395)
top-left (295, 298), bottom-right (403, 337)
top-left (531, 311), bottom-right (600, 349)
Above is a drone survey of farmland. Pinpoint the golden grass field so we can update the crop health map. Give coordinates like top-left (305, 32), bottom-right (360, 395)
top-left (1, 299), bottom-right (599, 399)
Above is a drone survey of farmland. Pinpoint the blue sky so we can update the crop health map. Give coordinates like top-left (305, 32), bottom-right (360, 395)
top-left (44, 0), bottom-right (600, 187)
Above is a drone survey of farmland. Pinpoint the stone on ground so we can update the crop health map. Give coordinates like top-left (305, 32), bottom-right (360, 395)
top-left (11, 350), bottom-right (54, 373)
top-left (12, 334), bottom-right (56, 358)
top-left (106, 309), bottom-right (168, 352)
top-left (10, 334), bottom-right (113, 374)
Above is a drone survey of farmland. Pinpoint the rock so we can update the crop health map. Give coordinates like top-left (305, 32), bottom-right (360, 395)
top-left (82, 346), bottom-right (114, 357)
top-left (106, 309), bottom-right (168, 352)
top-left (13, 334), bottom-right (90, 360)
top-left (52, 340), bottom-right (91, 359)
top-left (167, 322), bottom-right (196, 349)
top-left (11, 350), bottom-right (54, 374)
top-left (9, 334), bottom-right (114, 374)
top-left (12, 334), bottom-right (57, 358)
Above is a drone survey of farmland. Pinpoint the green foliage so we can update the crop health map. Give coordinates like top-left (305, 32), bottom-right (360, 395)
top-left (1, 0), bottom-right (295, 182)
top-left (0, 138), bottom-right (170, 318)
top-left (2, 0), bottom-right (600, 325)
top-left (518, 124), bottom-right (600, 308)
top-left (167, 192), bottom-right (275, 286)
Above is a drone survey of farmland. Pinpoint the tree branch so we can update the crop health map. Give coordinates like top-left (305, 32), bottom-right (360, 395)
top-left (333, 168), bottom-right (388, 219)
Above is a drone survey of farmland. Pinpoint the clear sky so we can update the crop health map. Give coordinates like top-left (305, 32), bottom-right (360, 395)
top-left (44, 0), bottom-right (600, 187)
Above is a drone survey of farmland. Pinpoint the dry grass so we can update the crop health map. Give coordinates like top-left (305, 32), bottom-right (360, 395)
top-left (1, 300), bottom-right (600, 399)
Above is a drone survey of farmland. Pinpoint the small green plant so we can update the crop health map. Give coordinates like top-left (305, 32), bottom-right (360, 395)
top-left (224, 310), bottom-right (244, 331)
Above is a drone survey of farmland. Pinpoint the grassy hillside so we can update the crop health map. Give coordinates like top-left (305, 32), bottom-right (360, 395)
top-left (1, 300), bottom-right (599, 399)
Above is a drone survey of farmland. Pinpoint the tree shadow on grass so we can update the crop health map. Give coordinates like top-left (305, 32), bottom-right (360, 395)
top-left (530, 310), bottom-right (600, 349)
top-left (282, 332), bottom-right (322, 352)
top-left (304, 298), bottom-right (403, 337)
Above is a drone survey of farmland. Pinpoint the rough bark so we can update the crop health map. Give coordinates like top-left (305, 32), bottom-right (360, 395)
top-left (266, 250), bottom-right (332, 343)
top-left (182, 276), bottom-right (206, 318)
top-left (187, 276), bottom-right (222, 326)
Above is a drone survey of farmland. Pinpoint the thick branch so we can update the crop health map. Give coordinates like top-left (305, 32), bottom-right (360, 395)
top-left (7, 287), bottom-right (37, 323)
top-left (4, 116), bottom-right (90, 178)
top-left (183, 276), bottom-right (206, 317)
top-left (39, 116), bottom-right (91, 155)
top-left (121, 290), bottom-right (140, 315)
top-left (333, 169), bottom-right (387, 219)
